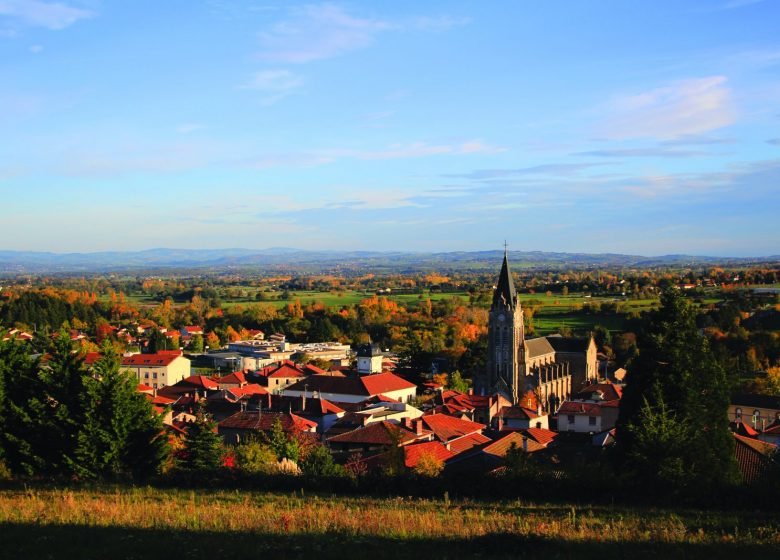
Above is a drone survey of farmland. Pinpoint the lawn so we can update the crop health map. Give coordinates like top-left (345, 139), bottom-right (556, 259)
top-left (0, 486), bottom-right (777, 559)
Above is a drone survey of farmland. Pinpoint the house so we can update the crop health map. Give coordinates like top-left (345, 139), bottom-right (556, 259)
top-left (326, 420), bottom-right (432, 459)
top-left (325, 401), bottom-right (424, 439)
top-left (158, 375), bottom-right (218, 400)
top-left (180, 326), bottom-right (204, 338)
top-left (216, 370), bottom-right (248, 389)
top-left (445, 430), bottom-right (551, 473)
top-left (403, 441), bottom-right (455, 469)
top-left (86, 350), bottom-right (191, 389)
top-left (556, 382), bottom-right (622, 433)
top-left (496, 404), bottom-right (549, 430)
top-left (418, 413), bottom-right (486, 448)
top-left (759, 421), bottom-right (780, 446)
top-left (730, 394), bottom-right (780, 432)
top-left (733, 433), bottom-right (777, 485)
top-left (283, 372), bottom-right (417, 404)
top-left (251, 360), bottom-right (307, 393)
top-left (434, 391), bottom-right (510, 425)
top-left (217, 410), bottom-right (317, 445)
top-left (258, 394), bottom-right (347, 434)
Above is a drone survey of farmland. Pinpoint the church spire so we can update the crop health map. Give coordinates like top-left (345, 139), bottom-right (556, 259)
top-left (492, 244), bottom-right (517, 308)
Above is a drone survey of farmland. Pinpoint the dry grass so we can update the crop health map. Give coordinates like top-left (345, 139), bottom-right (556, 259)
top-left (0, 485), bottom-right (778, 559)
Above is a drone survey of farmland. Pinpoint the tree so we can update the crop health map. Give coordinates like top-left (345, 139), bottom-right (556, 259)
top-left (413, 452), bottom-right (443, 477)
top-left (448, 371), bottom-right (469, 393)
top-left (188, 334), bottom-right (204, 353)
top-left (615, 289), bottom-right (739, 494)
top-left (75, 346), bottom-right (169, 478)
top-left (180, 406), bottom-right (224, 471)
top-left (234, 438), bottom-right (277, 474)
top-left (300, 444), bottom-right (344, 478)
top-left (753, 367), bottom-right (780, 396)
top-left (267, 418), bottom-right (300, 462)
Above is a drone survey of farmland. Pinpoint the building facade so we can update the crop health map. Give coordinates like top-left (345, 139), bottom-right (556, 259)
top-left (477, 251), bottom-right (597, 410)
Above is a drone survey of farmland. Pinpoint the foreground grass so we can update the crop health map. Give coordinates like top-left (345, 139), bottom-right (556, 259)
top-left (0, 486), bottom-right (778, 559)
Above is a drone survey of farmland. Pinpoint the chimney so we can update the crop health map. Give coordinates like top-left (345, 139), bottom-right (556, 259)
top-left (522, 435), bottom-right (528, 453)
top-left (403, 417), bottom-right (412, 429)
top-left (414, 418), bottom-right (423, 436)
top-left (468, 388), bottom-right (473, 396)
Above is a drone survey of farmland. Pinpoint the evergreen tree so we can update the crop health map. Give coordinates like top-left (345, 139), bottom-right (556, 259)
top-left (180, 406), bottom-right (224, 471)
top-left (615, 289), bottom-right (739, 494)
top-left (75, 345), bottom-right (169, 478)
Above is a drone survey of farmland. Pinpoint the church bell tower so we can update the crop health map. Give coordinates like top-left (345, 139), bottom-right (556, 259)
top-left (485, 247), bottom-right (524, 403)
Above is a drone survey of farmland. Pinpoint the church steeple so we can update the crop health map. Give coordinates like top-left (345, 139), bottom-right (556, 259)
top-left (492, 245), bottom-right (517, 309)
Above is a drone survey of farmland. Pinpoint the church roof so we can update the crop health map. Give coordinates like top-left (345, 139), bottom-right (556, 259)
top-left (492, 251), bottom-right (517, 309)
top-left (547, 335), bottom-right (591, 353)
top-left (525, 337), bottom-right (555, 358)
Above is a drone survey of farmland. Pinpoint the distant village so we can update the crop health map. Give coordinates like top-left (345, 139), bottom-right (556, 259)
top-left (4, 255), bottom-right (775, 483)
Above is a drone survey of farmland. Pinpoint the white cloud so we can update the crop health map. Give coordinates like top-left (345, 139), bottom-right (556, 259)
top-left (28, 44), bottom-right (44, 53)
top-left (240, 69), bottom-right (304, 104)
top-left (0, 0), bottom-right (93, 30)
top-left (176, 123), bottom-right (204, 134)
top-left (603, 76), bottom-right (738, 140)
top-left (257, 3), bottom-right (393, 64)
top-left (256, 3), bottom-right (469, 64)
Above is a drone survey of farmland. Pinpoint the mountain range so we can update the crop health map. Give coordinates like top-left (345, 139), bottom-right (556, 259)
top-left (0, 248), bottom-right (777, 275)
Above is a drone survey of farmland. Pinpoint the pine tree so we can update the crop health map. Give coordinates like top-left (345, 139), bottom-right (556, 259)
top-left (615, 289), bottom-right (739, 494)
top-left (75, 345), bottom-right (169, 478)
top-left (180, 406), bottom-right (224, 471)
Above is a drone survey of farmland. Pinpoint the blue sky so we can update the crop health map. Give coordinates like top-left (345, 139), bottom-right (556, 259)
top-left (1, 0), bottom-right (779, 256)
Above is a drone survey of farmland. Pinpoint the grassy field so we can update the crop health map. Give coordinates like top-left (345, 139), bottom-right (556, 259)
top-left (0, 486), bottom-right (778, 559)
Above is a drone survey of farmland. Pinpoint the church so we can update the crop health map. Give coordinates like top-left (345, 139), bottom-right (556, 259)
top-left (476, 251), bottom-right (598, 411)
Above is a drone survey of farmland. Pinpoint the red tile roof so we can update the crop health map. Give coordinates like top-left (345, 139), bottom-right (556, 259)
top-left (558, 401), bottom-right (604, 416)
top-left (286, 373), bottom-right (416, 398)
top-left (483, 432), bottom-right (546, 455)
top-left (498, 405), bottom-right (539, 420)
top-left (122, 352), bottom-right (183, 367)
top-left (576, 382), bottom-right (622, 402)
top-left (257, 361), bottom-right (306, 379)
top-left (522, 427), bottom-right (558, 446)
top-left (447, 432), bottom-right (491, 454)
top-left (227, 384), bottom-right (268, 398)
top-left (734, 433), bottom-right (777, 484)
top-left (178, 375), bottom-right (219, 390)
top-left (217, 371), bottom-right (247, 385)
top-left (137, 383), bottom-right (154, 393)
top-left (404, 441), bottom-right (454, 468)
top-left (327, 421), bottom-right (422, 446)
top-left (420, 414), bottom-right (485, 443)
top-left (218, 411), bottom-right (316, 433)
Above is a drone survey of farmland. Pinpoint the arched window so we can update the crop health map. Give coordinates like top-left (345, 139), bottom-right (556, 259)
top-left (735, 407), bottom-right (742, 420)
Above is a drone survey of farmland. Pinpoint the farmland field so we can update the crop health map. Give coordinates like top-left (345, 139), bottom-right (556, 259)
top-left (0, 485), bottom-right (777, 560)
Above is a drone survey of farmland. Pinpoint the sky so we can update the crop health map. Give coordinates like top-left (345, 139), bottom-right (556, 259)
top-left (1, 0), bottom-right (779, 256)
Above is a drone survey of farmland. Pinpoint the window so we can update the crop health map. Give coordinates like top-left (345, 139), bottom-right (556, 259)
top-left (153, 372), bottom-right (157, 379)
top-left (735, 407), bottom-right (742, 420)
top-left (589, 416), bottom-right (596, 426)
top-left (567, 415), bottom-right (575, 424)
top-left (754, 410), bottom-right (761, 422)
top-left (144, 373), bottom-right (149, 379)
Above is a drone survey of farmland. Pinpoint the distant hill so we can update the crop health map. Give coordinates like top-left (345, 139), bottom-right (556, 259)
top-left (0, 248), bottom-right (777, 274)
